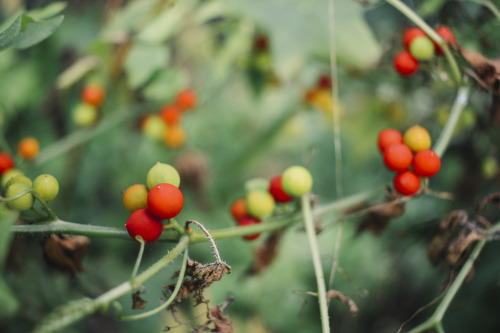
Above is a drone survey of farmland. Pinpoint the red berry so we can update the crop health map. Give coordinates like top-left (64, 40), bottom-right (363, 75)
top-left (147, 183), bottom-right (184, 219)
top-left (394, 171), bottom-right (421, 196)
top-left (316, 75), bottom-right (331, 89)
top-left (377, 129), bottom-right (403, 153)
top-left (254, 34), bottom-right (268, 52)
top-left (383, 143), bottom-right (413, 172)
top-left (393, 51), bottom-right (419, 76)
top-left (176, 88), bottom-right (197, 111)
top-left (125, 208), bottom-right (164, 243)
top-left (433, 26), bottom-right (457, 55)
top-left (402, 27), bottom-right (426, 50)
top-left (81, 83), bottom-right (105, 107)
top-left (268, 175), bottom-right (293, 203)
top-left (0, 152), bottom-right (14, 174)
top-left (237, 216), bottom-right (262, 241)
top-left (412, 149), bottom-right (441, 177)
top-left (159, 104), bottom-right (182, 126)
top-left (230, 198), bottom-right (249, 221)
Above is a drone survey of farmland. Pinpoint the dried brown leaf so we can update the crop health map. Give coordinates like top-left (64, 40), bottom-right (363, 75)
top-left (131, 291), bottom-right (148, 310)
top-left (356, 190), bottom-right (405, 235)
top-left (43, 234), bottom-right (90, 274)
top-left (210, 304), bottom-right (234, 333)
top-left (246, 230), bottom-right (284, 275)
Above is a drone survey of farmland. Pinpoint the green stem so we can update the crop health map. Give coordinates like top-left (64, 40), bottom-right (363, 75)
top-left (384, 0), bottom-right (462, 84)
top-left (302, 194), bottom-right (330, 333)
top-left (31, 190), bottom-right (58, 221)
top-left (130, 236), bottom-right (145, 283)
top-left (121, 247), bottom-right (189, 321)
top-left (467, 0), bottom-right (500, 20)
top-left (432, 85), bottom-right (470, 157)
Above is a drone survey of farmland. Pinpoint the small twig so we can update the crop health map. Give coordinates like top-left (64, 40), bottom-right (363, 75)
top-left (186, 220), bottom-right (222, 263)
top-left (130, 236), bottom-right (145, 286)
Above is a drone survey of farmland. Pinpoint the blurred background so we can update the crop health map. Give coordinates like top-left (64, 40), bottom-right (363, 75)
top-left (1, 0), bottom-right (500, 332)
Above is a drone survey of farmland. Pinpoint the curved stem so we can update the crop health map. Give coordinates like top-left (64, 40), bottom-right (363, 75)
top-left (120, 247), bottom-right (189, 321)
top-left (130, 236), bottom-right (145, 283)
top-left (302, 194), bottom-right (330, 333)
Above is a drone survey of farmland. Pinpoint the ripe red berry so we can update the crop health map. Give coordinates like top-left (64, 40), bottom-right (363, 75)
top-left (176, 88), bottom-right (197, 111)
top-left (81, 83), bottom-right (105, 107)
top-left (254, 34), bottom-right (268, 52)
top-left (383, 143), bottom-right (413, 172)
top-left (268, 175), bottom-right (293, 203)
top-left (377, 129), bottom-right (403, 153)
top-left (125, 208), bottom-right (164, 243)
top-left (230, 198), bottom-right (249, 221)
top-left (394, 171), bottom-right (421, 196)
top-left (412, 149), bottom-right (441, 177)
top-left (433, 26), bottom-right (457, 55)
top-left (402, 27), bottom-right (426, 50)
top-left (237, 216), bottom-right (262, 241)
top-left (316, 75), bottom-right (331, 89)
top-left (147, 183), bottom-right (184, 219)
top-left (159, 104), bottom-right (182, 126)
top-left (0, 152), bottom-right (14, 174)
top-left (393, 51), bottom-right (419, 76)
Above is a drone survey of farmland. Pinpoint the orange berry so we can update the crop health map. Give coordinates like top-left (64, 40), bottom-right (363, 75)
top-left (81, 83), bottom-right (105, 107)
top-left (123, 184), bottom-right (149, 213)
top-left (383, 143), bottom-right (413, 172)
top-left (18, 137), bottom-right (39, 160)
top-left (159, 104), bottom-right (182, 126)
top-left (176, 88), bottom-right (197, 111)
top-left (230, 198), bottom-right (249, 221)
top-left (377, 129), bottom-right (403, 153)
top-left (163, 125), bottom-right (186, 149)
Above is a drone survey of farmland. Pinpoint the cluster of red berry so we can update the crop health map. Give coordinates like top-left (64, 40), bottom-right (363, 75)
top-left (0, 152), bottom-right (59, 211)
top-left (140, 88), bottom-right (197, 149)
top-left (229, 166), bottom-right (313, 240)
top-left (123, 162), bottom-right (184, 243)
top-left (393, 26), bottom-right (457, 76)
top-left (72, 83), bottom-right (106, 127)
top-left (378, 126), bottom-right (441, 195)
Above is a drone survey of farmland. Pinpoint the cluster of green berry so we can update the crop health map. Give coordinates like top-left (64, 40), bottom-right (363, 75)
top-left (393, 26), bottom-right (457, 76)
top-left (230, 166), bottom-right (313, 240)
top-left (72, 83), bottom-right (106, 127)
top-left (378, 126), bottom-right (441, 196)
top-left (140, 88), bottom-right (197, 149)
top-left (123, 162), bottom-right (184, 243)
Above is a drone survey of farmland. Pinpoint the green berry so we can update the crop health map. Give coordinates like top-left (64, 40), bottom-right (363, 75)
top-left (146, 162), bottom-right (180, 190)
top-left (409, 36), bottom-right (435, 61)
top-left (246, 189), bottom-right (275, 218)
top-left (73, 103), bottom-right (98, 127)
top-left (2, 169), bottom-right (24, 189)
top-left (142, 115), bottom-right (166, 141)
top-left (6, 175), bottom-right (32, 188)
top-left (6, 183), bottom-right (34, 211)
top-left (33, 174), bottom-right (59, 202)
top-left (281, 166), bottom-right (313, 197)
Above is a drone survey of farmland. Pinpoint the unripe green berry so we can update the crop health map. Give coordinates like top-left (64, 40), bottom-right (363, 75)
top-left (246, 189), bottom-right (275, 218)
top-left (6, 175), bottom-right (32, 188)
top-left (409, 36), bottom-right (435, 61)
top-left (146, 162), bottom-right (180, 189)
top-left (281, 166), bottom-right (313, 197)
top-left (33, 174), bottom-right (59, 202)
top-left (6, 183), bottom-right (34, 211)
top-left (2, 169), bottom-right (24, 189)
top-left (142, 115), bottom-right (166, 141)
top-left (73, 103), bottom-right (98, 127)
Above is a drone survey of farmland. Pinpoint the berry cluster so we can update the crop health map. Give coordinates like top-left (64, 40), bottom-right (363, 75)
top-left (393, 26), bottom-right (457, 76)
top-left (73, 83), bottom-right (106, 127)
top-left (303, 74), bottom-right (334, 114)
top-left (229, 165), bottom-right (313, 241)
top-left (123, 162), bottom-right (184, 243)
top-left (378, 126), bottom-right (441, 196)
top-left (140, 88), bottom-right (197, 149)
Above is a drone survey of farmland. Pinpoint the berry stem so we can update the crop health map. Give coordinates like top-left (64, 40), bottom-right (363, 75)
top-left (130, 236), bottom-right (145, 285)
top-left (301, 194), bottom-right (330, 333)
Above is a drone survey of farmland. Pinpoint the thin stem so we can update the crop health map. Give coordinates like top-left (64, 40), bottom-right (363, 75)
top-left (433, 85), bottom-right (470, 157)
top-left (186, 220), bottom-right (222, 262)
top-left (467, 0), bottom-right (500, 20)
top-left (130, 236), bottom-right (145, 283)
top-left (384, 0), bottom-right (462, 84)
top-left (120, 247), bottom-right (189, 321)
top-left (31, 190), bottom-right (58, 221)
top-left (302, 194), bottom-right (330, 333)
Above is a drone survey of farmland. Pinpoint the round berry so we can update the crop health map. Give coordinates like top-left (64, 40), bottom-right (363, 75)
top-left (33, 174), bottom-right (59, 202)
top-left (377, 129), bottom-right (403, 152)
top-left (409, 36), bottom-right (435, 61)
top-left (159, 104), bottom-right (182, 126)
top-left (146, 162), bottom-right (180, 189)
top-left (269, 175), bottom-right (293, 203)
top-left (147, 183), bottom-right (184, 219)
top-left (394, 171), bottom-right (421, 196)
top-left (433, 26), bottom-right (457, 55)
top-left (246, 189), bottom-right (275, 219)
top-left (142, 114), bottom-right (166, 141)
top-left (281, 166), bottom-right (313, 197)
top-left (123, 184), bottom-right (149, 213)
top-left (81, 83), bottom-right (105, 107)
top-left (176, 88), bottom-right (197, 111)
top-left (393, 51), bottom-right (419, 76)
top-left (316, 75), bottom-right (331, 89)
top-left (0, 152), bottom-right (14, 174)
top-left (163, 125), bottom-right (186, 149)
top-left (6, 182), bottom-right (34, 211)
top-left (1, 169), bottom-right (23, 189)
top-left (404, 125), bottom-right (431, 152)
top-left (230, 198), bottom-right (248, 221)
top-left (254, 34), bottom-right (268, 52)
top-left (412, 149), bottom-right (441, 177)
top-left (383, 143), bottom-right (413, 172)
top-left (125, 208), bottom-right (164, 243)
top-left (402, 27), bottom-right (426, 50)
top-left (73, 103), bottom-right (98, 127)
top-left (18, 137), bottom-right (39, 160)
top-left (6, 175), bottom-right (32, 188)
top-left (237, 216), bottom-right (262, 241)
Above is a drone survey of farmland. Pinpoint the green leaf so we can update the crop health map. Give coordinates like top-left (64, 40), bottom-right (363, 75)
top-left (143, 68), bottom-right (188, 101)
top-left (27, 2), bottom-right (67, 21)
top-left (0, 14), bottom-right (22, 50)
top-left (124, 42), bottom-right (170, 89)
top-left (0, 206), bottom-right (19, 318)
top-left (10, 14), bottom-right (64, 49)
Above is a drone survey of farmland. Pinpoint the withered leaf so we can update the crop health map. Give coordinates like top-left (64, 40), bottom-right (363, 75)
top-left (43, 234), bottom-right (90, 274)
top-left (209, 304), bottom-right (234, 333)
top-left (132, 291), bottom-right (148, 310)
top-left (356, 190), bottom-right (405, 235)
top-left (246, 230), bottom-right (284, 276)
